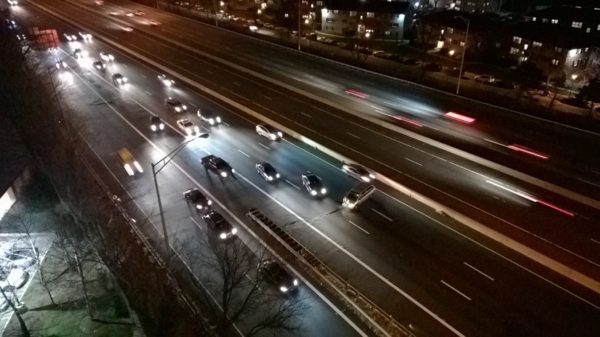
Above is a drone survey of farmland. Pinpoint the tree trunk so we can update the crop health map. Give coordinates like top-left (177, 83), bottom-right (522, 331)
top-left (0, 287), bottom-right (30, 337)
top-left (74, 251), bottom-right (93, 318)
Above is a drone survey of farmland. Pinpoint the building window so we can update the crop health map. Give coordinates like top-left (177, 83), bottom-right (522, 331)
top-left (316, 1), bottom-right (323, 6)
top-left (366, 12), bottom-right (374, 18)
top-left (459, 41), bottom-right (465, 47)
top-left (572, 21), bottom-right (583, 28)
top-left (513, 36), bottom-right (522, 44)
top-left (585, 47), bottom-right (589, 52)
top-left (597, 24), bottom-right (600, 30)
top-left (333, 10), bottom-right (338, 14)
top-left (586, 27), bottom-right (591, 33)
top-left (552, 59), bottom-right (559, 66)
top-left (554, 47), bottom-right (563, 53)
top-left (533, 41), bottom-right (542, 47)
top-left (510, 47), bottom-right (519, 55)
top-left (532, 17), bottom-right (537, 21)
top-left (349, 11), bottom-right (357, 16)
top-left (448, 27), bottom-right (454, 33)
top-left (523, 44), bottom-right (528, 50)
top-left (551, 19), bottom-right (558, 24)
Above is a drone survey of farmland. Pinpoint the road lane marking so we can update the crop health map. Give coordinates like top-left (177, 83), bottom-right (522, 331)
top-left (206, 69), bottom-right (213, 74)
top-left (346, 132), bottom-right (361, 139)
top-left (371, 208), bottom-right (392, 222)
top-left (405, 157), bottom-right (422, 166)
top-left (223, 122), bottom-right (230, 127)
top-left (578, 178), bottom-right (600, 189)
top-left (232, 81), bottom-right (240, 87)
top-left (591, 238), bottom-right (600, 245)
top-left (258, 142), bottom-right (270, 150)
top-left (300, 111), bottom-right (312, 118)
top-left (188, 102), bottom-right (197, 107)
top-left (285, 179), bottom-right (301, 190)
top-left (224, 88), bottom-right (250, 101)
top-left (237, 149), bottom-right (250, 158)
top-left (253, 102), bottom-right (278, 114)
top-left (294, 121), bottom-right (317, 134)
top-left (144, 90), bottom-right (152, 96)
top-left (348, 220), bottom-right (370, 235)
top-left (263, 95), bottom-right (272, 100)
top-left (463, 262), bottom-right (495, 281)
top-left (441, 280), bottom-right (471, 301)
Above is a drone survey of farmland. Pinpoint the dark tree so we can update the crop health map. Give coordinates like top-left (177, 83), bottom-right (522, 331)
top-left (509, 61), bottom-right (545, 102)
top-left (577, 77), bottom-right (600, 116)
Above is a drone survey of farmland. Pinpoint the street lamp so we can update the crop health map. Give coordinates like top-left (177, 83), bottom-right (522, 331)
top-left (152, 133), bottom-right (209, 251)
top-left (455, 16), bottom-right (470, 95)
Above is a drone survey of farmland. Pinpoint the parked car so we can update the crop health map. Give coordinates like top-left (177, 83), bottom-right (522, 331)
top-left (475, 74), bottom-right (495, 84)
top-left (423, 62), bottom-right (443, 72)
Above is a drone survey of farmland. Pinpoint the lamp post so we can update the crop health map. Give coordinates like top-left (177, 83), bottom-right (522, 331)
top-left (455, 16), bottom-right (470, 95)
top-left (151, 134), bottom-right (209, 251)
top-left (297, 0), bottom-right (302, 51)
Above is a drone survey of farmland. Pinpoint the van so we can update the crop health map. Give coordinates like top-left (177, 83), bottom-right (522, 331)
top-left (342, 184), bottom-right (375, 210)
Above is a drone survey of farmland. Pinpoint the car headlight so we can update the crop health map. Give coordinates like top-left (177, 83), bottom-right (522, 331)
top-left (182, 105), bottom-right (187, 110)
top-left (216, 117), bottom-right (222, 123)
top-left (266, 176), bottom-right (273, 181)
top-left (219, 233), bottom-right (227, 240)
top-left (279, 286), bottom-right (288, 293)
top-left (208, 118), bottom-right (214, 125)
top-left (231, 227), bottom-right (237, 234)
top-left (293, 279), bottom-right (298, 286)
top-left (151, 125), bottom-right (157, 131)
top-left (196, 204), bottom-right (203, 209)
top-left (321, 188), bottom-right (327, 194)
top-left (277, 131), bottom-right (283, 138)
top-left (220, 171), bottom-right (228, 177)
top-left (175, 107), bottom-right (181, 112)
top-left (207, 200), bottom-right (212, 205)
top-left (159, 123), bottom-right (165, 130)
top-left (231, 168), bottom-right (235, 173)
top-left (275, 173), bottom-right (280, 178)
top-left (270, 134), bottom-right (277, 140)
top-left (361, 176), bottom-right (370, 182)
top-left (122, 77), bottom-right (128, 82)
top-left (310, 190), bottom-right (317, 196)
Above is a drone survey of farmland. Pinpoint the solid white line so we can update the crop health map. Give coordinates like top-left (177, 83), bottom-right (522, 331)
top-left (348, 220), bottom-right (370, 235)
top-left (285, 179), bottom-right (301, 190)
top-left (441, 280), bottom-right (472, 301)
top-left (483, 138), bottom-right (507, 147)
top-left (237, 149), bottom-right (250, 158)
top-left (258, 142), bottom-right (270, 150)
top-left (300, 111), bottom-right (312, 118)
top-left (464, 262), bottom-right (495, 281)
top-left (347, 132), bottom-right (361, 139)
top-left (405, 157), bottom-right (423, 166)
top-left (371, 208), bottom-right (392, 222)
top-left (144, 90), bottom-right (152, 96)
top-left (188, 102), bottom-right (197, 107)
top-left (263, 95), bottom-right (272, 100)
top-left (591, 238), bottom-right (600, 245)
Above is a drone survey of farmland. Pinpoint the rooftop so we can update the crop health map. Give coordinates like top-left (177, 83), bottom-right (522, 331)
top-left (323, 0), bottom-right (410, 13)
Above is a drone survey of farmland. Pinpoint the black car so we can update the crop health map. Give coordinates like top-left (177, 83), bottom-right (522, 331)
top-left (301, 172), bottom-right (326, 197)
top-left (197, 109), bottom-right (222, 126)
top-left (256, 162), bottom-right (280, 182)
top-left (164, 97), bottom-right (187, 113)
top-left (112, 73), bottom-right (128, 87)
top-left (258, 259), bottom-right (299, 294)
top-left (93, 60), bottom-right (106, 71)
top-left (202, 211), bottom-right (237, 240)
top-left (201, 155), bottom-right (235, 178)
top-left (183, 188), bottom-right (212, 211)
top-left (150, 116), bottom-right (164, 132)
top-left (423, 62), bottom-right (443, 72)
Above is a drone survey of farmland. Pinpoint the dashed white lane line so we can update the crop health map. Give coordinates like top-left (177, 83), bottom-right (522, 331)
top-left (591, 238), bottom-right (600, 245)
top-left (144, 90), bottom-right (152, 96)
top-left (258, 142), bottom-right (270, 150)
top-left (232, 81), bottom-right (240, 87)
top-left (371, 208), bottom-right (393, 222)
top-left (441, 280), bottom-right (472, 301)
top-left (224, 88), bottom-right (250, 101)
top-left (188, 102), bottom-right (197, 107)
top-left (294, 121), bottom-right (318, 134)
top-left (405, 157), bottom-right (422, 166)
top-left (347, 132), bottom-right (361, 139)
top-left (300, 111), bottom-right (312, 118)
top-left (348, 220), bottom-right (370, 235)
top-left (237, 149), bottom-right (250, 158)
top-left (222, 121), bottom-right (230, 127)
top-left (285, 179), bottom-right (301, 190)
top-left (464, 262), bottom-right (495, 281)
top-left (263, 95), bottom-right (272, 100)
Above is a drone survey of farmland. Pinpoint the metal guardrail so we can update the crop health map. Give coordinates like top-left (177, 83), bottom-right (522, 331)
top-left (246, 208), bottom-right (417, 337)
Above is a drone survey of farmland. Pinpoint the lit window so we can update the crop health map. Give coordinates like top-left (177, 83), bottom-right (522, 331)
top-left (349, 11), bottom-right (357, 16)
top-left (586, 27), bottom-right (591, 33)
top-left (551, 19), bottom-right (558, 24)
top-left (513, 36), bottom-right (522, 44)
top-left (448, 27), bottom-right (454, 33)
top-left (510, 47), bottom-right (519, 54)
top-left (572, 21), bottom-right (582, 28)
top-left (366, 12), bottom-right (374, 18)
top-left (532, 17), bottom-right (537, 22)
top-left (597, 24), bottom-right (600, 30)
top-left (533, 41), bottom-right (542, 47)
top-left (333, 9), bottom-right (338, 14)
top-left (523, 44), bottom-right (528, 50)
top-left (551, 59), bottom-right (559, 66)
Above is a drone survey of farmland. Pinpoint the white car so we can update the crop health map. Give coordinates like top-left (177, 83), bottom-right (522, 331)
top-left (63, 33), bottom-right (77, 41)
top-left (99, 52), bottom-right (115, 62)
top-left (197, 109), bottom-right (222, 126)
top-left (177, 118), bottom-right (200, 136)
top-left (8, 0), bottom-right (19, 6)
top-left (158, 74), bottom-right (175, 87)
top-left (0, 268), bottom-right (29, 289)
top-left (256, 123), bottom-right (283, 141)
top-left (341, 162), bottom-right (376, 183)
top-left (122, 26), bottom-right (134, 32)
top-left (55, 60), bottom-right (68, 69)
top-left (78, 32), bottom-right (93, 41)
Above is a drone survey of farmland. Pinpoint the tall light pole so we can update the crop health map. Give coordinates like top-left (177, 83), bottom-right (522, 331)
top-left (455, 16), bottom-right (470, 95)
top-left (151, 134), bottom-right (209, 251)
top-left (297, 0), bottom-right (302, 51)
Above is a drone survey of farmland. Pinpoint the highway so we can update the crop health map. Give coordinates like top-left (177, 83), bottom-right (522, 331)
top-left (27, 0), bottom-right (600, 282)
top-left (9, 1), bottom-right (600, 337)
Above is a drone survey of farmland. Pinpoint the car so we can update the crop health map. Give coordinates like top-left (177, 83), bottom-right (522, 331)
top-left (63, 33), bottom-right (77, 41)
top-left (112, 73), bottom-right (128, 86)
top-left (78, 32), bottom-right (93, 41)
top-left (201, 155), bottom-right (234, 178)
top-left (301, 172), bottom-right (326, 197)
top-left (255, 123), bottom-right (282, 141)
top-left (256, 162), bottom-right (280, 182)
top-left (202, 211), bottom-right (237, 240)
top-left (423, 62), bottom-right (443, 72)
top-left (118, 148), bottom-right (143, 176)
top-left (475, 74), bottom-right (495, 84)
top-left (8, 0), bottom-right (18, 6)
top-left (341, 162), bottom-right (376, 182)
top-left (342, 184), bottom-right (376, 209)
top-left (157, 74), bottom-right (175, 87)
top-left (5, 19), bottom-right (17, 30)
top-left (134, 10), bottom-right (145, 16)
top-left (0, 268), bottom-right (29, 290)
top-left (197, 109), bottom-right (222, 126)
top-left (183, 188), bottom-right (212, 211)
top-left (148, 19), bottom-right (161, 26)
top-left (73, 48), bottom-right (87, 59)
top-left (164, 97), bottom-right (187, 112)
top-left (125, 11), bottom-right (135, 17)
top-left (122, 26), bottom-right (134, 32)
top-left (400, 57), bottom-right (420, 66)
top-left (150, 116), bottom-right (165, 132)
top-left (99, 52), bottom-right (115, 62)
top-left (55, 60), bottom-right (68, 69)
top-left (177, 118), bottom-right (201, 136)
top-left (258, 259), bottom-right (299, 294)
top-left (92, 60), bottom-right (106, 71)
